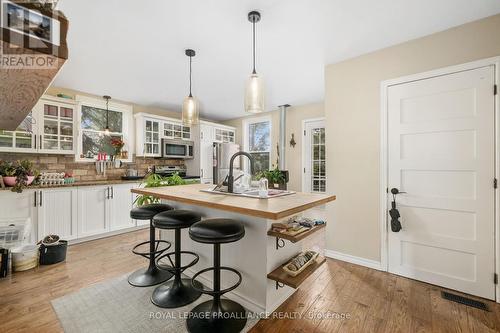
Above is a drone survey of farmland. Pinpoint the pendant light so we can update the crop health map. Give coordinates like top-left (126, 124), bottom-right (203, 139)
top-left (245, 11), bottom-right (264, 114)
top-left (103, 95), bottom-right (111, 136)
top-left (182, 49), bottom-right (199, 125)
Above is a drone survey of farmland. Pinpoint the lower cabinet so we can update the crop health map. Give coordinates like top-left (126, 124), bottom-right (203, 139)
top-left (108, 183), bottom-right (136, 231)
top-left (37, 188), bottom-right (78, 241)
top-left (0, 182), bottom-right (141, 243)
top-left (77, 186), bottom-right (108, 238)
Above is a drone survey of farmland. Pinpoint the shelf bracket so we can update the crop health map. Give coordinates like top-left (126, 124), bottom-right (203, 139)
top-left (275, 281), bottom-right (285, 290)
top-left (276, 237), bottom-right (286, 250)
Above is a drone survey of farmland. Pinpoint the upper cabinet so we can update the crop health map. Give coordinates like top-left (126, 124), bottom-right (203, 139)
top-left (215, 128), bottom-right (235, 143)
top-left (135, 113), bottom-right (192, 157)
top-left (0, 96), bottom-right (76, 154)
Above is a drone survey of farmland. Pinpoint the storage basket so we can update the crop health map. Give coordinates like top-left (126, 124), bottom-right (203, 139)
top-left (0, 218), bottom-right (32, 249)
top-left (282, 251), bottom-right (319, 277)
top-left (11, 245), bottom-right (39, 272)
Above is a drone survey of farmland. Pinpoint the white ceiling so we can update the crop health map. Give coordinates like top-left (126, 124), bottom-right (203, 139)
top-left (54, 0), bottom-right (500, 121)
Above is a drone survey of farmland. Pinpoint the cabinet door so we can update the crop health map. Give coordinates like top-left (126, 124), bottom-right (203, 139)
top-left (108, 183), bottom-right (136, 231)
top-left (0, 190), bottom-right (37, 242)
top-left (38, 101), bottom-right (75, 154)
top-left (200, 125), bottom-right (215, 142)
top-left (38, 188), bottom-right (77, 241)
top-left (200, 141), bottom-right (214, 181)
top-left (0, 112), bottom-right (38, 153)
top-left (77, 186), bottom-right (108, 238)
top-left (144, 119), bottom-right (161, 156)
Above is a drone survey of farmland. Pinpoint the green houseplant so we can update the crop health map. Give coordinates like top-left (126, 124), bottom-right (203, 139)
top-left (133, 172), bottom-right (198, 206)
top-left (0, 160), bottom-right (38, 193)
top-left (258, 166), bottom-right (287, 190)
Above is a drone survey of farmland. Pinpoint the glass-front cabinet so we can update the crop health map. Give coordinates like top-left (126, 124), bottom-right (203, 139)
top-left (164, 122), bottom-right (190, 140)
top-left (215, 128), bottom-right (235, 143)
top-left (0, 96), bottom-right (76, 154)
top-left (143, 118), bottom-right (160, 156)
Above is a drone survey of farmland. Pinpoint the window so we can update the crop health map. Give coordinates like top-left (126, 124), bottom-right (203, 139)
top-left (303, 119), bottom-right (326, 193)
top-left (244, 117), bottom-right (271, 174)
top-left (76, 96), bottom-right (133, 161)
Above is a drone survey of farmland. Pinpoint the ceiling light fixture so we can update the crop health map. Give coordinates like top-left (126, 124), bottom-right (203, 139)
top-left (182, 49), bottom-right (199, 125)
top-left (245, 10), bottom-right (264, 114)
top-left (103, 95), bottom-right (111, 136)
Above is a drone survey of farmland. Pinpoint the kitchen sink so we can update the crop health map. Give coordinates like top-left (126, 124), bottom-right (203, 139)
top-left (201, 187), bottom-right (295, 199)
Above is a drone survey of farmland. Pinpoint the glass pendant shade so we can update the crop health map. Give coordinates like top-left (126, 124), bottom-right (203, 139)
top-left (182, 95), bottom-right (199, 125)
top-left (245, 72), bottom-right (265, 113)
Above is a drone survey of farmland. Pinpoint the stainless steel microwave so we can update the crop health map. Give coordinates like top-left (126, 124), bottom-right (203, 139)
top-left (161, 139), bottom-right (194, 159)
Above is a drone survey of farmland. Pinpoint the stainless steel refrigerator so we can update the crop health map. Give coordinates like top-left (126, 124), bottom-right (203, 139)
top-left (213, 142), bottom-right (240, 184)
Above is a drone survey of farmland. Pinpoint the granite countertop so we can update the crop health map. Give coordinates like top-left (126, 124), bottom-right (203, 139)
top-left (1, 179), bottom-right (144, 191)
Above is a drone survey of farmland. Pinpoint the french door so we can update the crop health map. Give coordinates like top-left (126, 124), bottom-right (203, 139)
top-left (386, 65), bottom-right (496, 299)
top-left (303, 119), bottom-right (326, 193)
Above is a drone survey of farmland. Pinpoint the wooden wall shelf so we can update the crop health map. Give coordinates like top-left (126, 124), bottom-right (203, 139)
top-left (267, 223), bottom-right (326, 243)
top-left (267, 255), bottom-right (326, 289)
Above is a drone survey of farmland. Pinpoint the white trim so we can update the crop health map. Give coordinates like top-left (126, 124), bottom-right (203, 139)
top-left (75, 95), bottom-right (134, 162)
top-left (242, 115), bottom-right (272, 172)
top-left (325, 249), bottom-right (382, 271)
top-left (379, 56), bottom-right (500, 302)
top-left (301, 117), bottom-right (326, 193)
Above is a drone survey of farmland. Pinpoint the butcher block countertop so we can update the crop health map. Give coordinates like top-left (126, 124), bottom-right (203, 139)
top-left (131, 184), bottom-right (336, 220)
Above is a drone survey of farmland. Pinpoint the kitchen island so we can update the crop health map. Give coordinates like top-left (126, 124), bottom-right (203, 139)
top-left (131, 183), bottom-right (336, 314)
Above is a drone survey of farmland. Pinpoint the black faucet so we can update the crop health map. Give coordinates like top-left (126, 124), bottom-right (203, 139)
top-left (227, 151), bottom-right (254, 193)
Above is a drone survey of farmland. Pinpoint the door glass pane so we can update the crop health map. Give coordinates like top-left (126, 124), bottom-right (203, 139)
top-left (43, 136), bottom-right (58, 150)
top-left (310, 127), bottom-right (326, 193)
top-left (174, 131), bottom-right (182, 138)
top-left (60, 137), bottom-right (73, 151)
top-left (0, 131), bottom-right (13, 147)
top-left (153, 133), bottom-right (159, 143)
top-left (44, 120), bottom-right (58, 135)
top-left (145, 131), bottom-right (152, 143)
top-left (153, 122), bottom-right (159, 132)
top-left (60, 122), bottom-right (73, 136)
top-left (44, 104), bottom-right (58, 117)
top-left (153, 144), bottom-right (159, 154)
top-left (15, 132), bottom-right (32, 148)
top-left (60, 107), bottom-right (73, 120)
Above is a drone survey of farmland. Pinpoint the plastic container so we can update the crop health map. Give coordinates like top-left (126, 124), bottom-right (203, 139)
top-left (11, 245), bottom-right (39, 272)
top-left (39, 240), bottom-right (68, 265)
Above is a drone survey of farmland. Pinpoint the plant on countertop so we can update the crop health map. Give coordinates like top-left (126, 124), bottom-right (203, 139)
top-left (0, 160), bottom-right (39, 193)
top-left (258, 166), bottom-right (286, 185)
top-left (110, 138), bottom-right (125, 157)
top-left (133, 172), bottom-right (198, 206)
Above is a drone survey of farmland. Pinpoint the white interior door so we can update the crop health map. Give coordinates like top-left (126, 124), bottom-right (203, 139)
top-left (303, 119), bottom-right (326, 193)
top-left (387, 65), bottom-right (496, 300)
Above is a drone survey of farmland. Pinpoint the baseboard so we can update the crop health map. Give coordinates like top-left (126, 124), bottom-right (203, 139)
top-left (68, 225), bottom-right (149, 245)
top-left (324, 249), bottom-right (383, 271)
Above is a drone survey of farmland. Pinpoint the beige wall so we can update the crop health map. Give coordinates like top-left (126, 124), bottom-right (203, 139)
top-left (325, 14), bottom-right (500, 262)
top-left (223, 103), bottom-right (324, 191)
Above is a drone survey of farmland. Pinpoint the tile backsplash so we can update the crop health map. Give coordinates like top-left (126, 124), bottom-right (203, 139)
top-left (0, 153), bottom-right (184, 181)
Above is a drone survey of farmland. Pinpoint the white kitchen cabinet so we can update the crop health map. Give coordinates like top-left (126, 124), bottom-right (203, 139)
top-left (108, 183), bottom-right (136, 231)
top-left (215, 128), bottom-right (235, 143)
top-left (0, 189), bottom-right (37, 242)
top-left (200, 124), bottom-right (215, 142)
top-left (199, 140), bottom-right (214, 182)
top-left (0, 96), bottom-right (76, 154)
top-left (164, 122), bottom-right (191, 140)
top-left (37, 188), bottom-right (78, 241)
top-left (77, 186), bottom-right (108, 238)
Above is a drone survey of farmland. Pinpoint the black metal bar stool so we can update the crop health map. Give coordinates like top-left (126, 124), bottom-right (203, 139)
top-left (187, 218), bottom-right (247, 333)
top-left (151, 210), bottom-right (203, 308)
top-left (128, 203), bottom-right (174, 287)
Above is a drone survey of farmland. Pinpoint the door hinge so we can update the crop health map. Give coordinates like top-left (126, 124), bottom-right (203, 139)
top-left (304, 130), bottom-right (306, 136)
top-left (494, 178), bottom-right (498, 189)
top-left (494, 273), bottom-right (498, 284)
top-left (495, 84), bottom-right (498, 96)
top-left (303, 167), bottom-right (306, 173)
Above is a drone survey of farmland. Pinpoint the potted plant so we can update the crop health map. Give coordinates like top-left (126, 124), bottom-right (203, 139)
top-left (0, 160), bottom-right (38, 193)
top-left (110, 138), bottom-right (125, 159)
top-left (134, 172), bottom-right (197, 206)
top-left (258, 166), bottom-right (288, 190)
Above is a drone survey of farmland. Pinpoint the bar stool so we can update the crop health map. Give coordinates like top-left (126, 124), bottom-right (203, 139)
top-left (128, 203), bottom-right (174, 287)
top-left (187, 218), bottom-right (247, 333)
top-left (151, 210), bottom-right (203, 308)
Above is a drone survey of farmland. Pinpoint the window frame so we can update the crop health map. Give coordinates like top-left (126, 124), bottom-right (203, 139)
top-left (75, 95), bottom-right (134, 162)
top-left (243, 115), bottom-right (272, 173)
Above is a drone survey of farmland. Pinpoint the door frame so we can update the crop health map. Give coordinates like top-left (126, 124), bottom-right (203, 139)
top-left (379, 56), bottom-right (500, 301)
top-left (302, 117), bottom-right (326, 192)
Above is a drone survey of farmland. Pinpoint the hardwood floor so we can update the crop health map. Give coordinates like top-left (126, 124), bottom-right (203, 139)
top-left (1, 229), bottom-right (499, 333)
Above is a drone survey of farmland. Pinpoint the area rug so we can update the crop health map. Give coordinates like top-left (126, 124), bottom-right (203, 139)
top-left (51, 274), bottom-right (259, 333)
